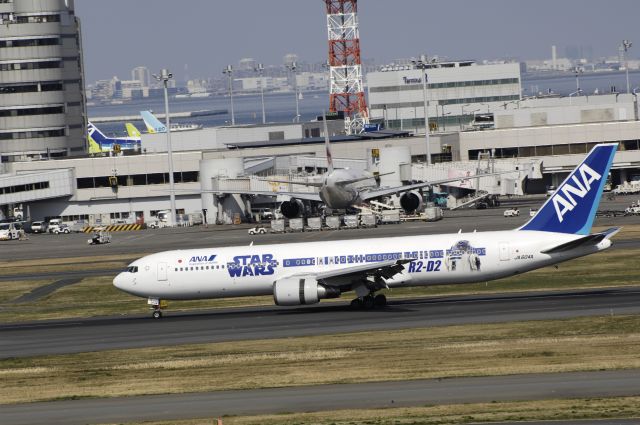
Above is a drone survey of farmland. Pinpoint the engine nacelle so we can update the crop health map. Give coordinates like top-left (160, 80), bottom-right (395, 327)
top-left (273, 277), bottom-right (340, 306)
top-left (279, 199), bottom-right (304, 218)
top-left (400, 191), bottom-right (424, 213)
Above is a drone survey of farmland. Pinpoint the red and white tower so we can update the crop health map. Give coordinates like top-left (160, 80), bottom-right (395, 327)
top-left (324, 0), bottom-right (368, 133)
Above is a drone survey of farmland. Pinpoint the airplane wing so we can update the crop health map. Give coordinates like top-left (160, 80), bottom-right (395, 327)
top-left (360, 171), bottom-right (509, 201)
top-left (165, 188), bottom-right (322, 202)
top-left (540, 227), bottom-right (621, 254)
top-left (286, 259), bottom-right (414, 287)
top-left (258, 178), bottom-right (324, 188)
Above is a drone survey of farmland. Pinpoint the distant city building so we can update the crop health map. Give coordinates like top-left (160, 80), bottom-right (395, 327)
top-left (0, 0), bottom-right (87, 162)
top-left (283, 53), bottom-right (298, 67)
top-left (131, 66), bottom-right (151, 88)
top-left (238, 58), bottom-right (257, 71)
top-left (90, 78), bottom-right (117, 100)
top-left (367, 60), bottom-right (521, 131)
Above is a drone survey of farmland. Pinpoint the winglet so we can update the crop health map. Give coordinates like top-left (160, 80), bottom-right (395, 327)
top-left (520, 143), bottom-right (618, 235)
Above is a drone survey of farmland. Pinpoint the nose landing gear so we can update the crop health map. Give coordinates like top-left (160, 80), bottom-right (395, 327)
top-left (148, 298), bottom-right (167, 319)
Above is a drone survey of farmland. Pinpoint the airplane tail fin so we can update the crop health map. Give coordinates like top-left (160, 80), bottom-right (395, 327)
top-left (140, 111), bottom-right (167, 134)
top-left (87, 121), bottom-right (107, 153)
top-left (125, 122), bottom-right (141, 138)
top-left (322, 113), bottom-right (334, 174)
top-left (519, 143), bottom-right (617, 235)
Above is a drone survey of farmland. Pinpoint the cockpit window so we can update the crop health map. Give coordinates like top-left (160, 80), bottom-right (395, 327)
top-left (126, 266), bottom-right (138, 273)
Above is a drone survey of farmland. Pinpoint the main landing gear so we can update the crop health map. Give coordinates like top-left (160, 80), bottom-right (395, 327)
top-left (148, 298), bottom-right (167, 319)
top-left (350, 293), bottom-right (387, 310)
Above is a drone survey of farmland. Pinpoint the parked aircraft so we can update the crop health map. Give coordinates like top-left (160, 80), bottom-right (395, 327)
top-left (125, 122), bottom-right (141, 138)
top-left (114, 143), bottom-right (619, 318)
top-left (140, 110), bottom-right (201, 133)
top-left (196, 118), bottom-right (505, 217)
top-left (87, 122), bottom-right (141, 154)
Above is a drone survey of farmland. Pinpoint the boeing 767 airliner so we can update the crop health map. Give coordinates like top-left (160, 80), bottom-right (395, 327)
top-left (114, 143), bottom-right (619, 318)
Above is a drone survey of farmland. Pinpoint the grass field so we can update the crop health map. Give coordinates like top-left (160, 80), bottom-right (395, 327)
top-left (99, 397), bottom-right (640, 425)
top-left (1, 314), bottom-right (639, 404)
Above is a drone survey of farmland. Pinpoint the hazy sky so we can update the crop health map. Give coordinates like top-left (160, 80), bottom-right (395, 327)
top-left (75, 0), bottom-right (639, 83)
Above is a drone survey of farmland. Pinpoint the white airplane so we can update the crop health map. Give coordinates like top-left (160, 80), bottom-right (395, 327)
top-left (201, 118), bottom-right (505, 217)
top-left (114, 143), bottom-right (619, 318)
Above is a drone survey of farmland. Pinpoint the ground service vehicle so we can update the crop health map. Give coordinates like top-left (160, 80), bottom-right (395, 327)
top-left (248, 226), bottom-right (267, 235)
top-left (0, 222), bottom-right (20, 240)
top-left (88, 231), bottom-right (112, 245)
top-left (30, 221), bottom-right (47, 233)
top-left (53, 224), bottom-right (71, 234)
top-left (47, 218), bottom-right (62, 233)
top-left (114, 144), bottom-right (620, 318)
top-left (503, 208), bottom-right (520, 217)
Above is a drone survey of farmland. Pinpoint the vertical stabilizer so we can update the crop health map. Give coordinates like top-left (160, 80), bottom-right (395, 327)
top-left (323, 114), bottom-right (334, 174)
top-left (520, 143), bottom-right (617, 235)
top-left (125, 123), bottom-right (141, 138)
top-left (140, 111), bottom-right (167, 133)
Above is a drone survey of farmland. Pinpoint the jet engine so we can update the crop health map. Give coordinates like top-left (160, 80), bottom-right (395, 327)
top-left (279, 199), bottom-right (304, 218)
top-left (399, 191), bottom-right (424, 213)
top-left (273, 277), bottom-right (341, 306)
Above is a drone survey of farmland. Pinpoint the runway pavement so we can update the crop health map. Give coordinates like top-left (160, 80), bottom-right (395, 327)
top-left (1, 370), bottom-right (639, 425)
top-left (2, 287), bottom-right (640, 358)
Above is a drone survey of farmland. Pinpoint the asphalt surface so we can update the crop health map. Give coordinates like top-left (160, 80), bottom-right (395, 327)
top-left (1, 370), bottom-right (639, 425)
top-left (2, 287), bottom-right (640, 359)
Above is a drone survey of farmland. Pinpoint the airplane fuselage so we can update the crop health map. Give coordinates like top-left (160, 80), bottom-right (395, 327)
top-left (113, 230), bottom-right (610, 301)
top-left (318, 168), bottom-right (378, 209)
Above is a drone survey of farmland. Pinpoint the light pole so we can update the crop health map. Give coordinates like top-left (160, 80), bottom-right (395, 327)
top-left (574, 67), bottom-right (583, 93)
top-left (254, 63), bottom-right (266, 124)
top-left (152, 69), bottom-right (177, 227)
top-left (622, 40), bottom-right (633, 94)
top-left (286, 61), bottom-right (300, 122)
top-left (223, 65), bottom-right (235, 125)
top-left (412, 54), bottom-right (432, 165)
top-left (440, 105), bottom-right (451, 132)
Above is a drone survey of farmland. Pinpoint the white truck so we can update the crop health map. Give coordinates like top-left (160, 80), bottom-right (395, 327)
top-left (0, 222), bottom-right (21, 240)
top-left (613, 181), bottom-right (640, 195)
top-left (148, 210), bottom-right (170, 229)
top-left (47, 218), bottom-right (63, 233)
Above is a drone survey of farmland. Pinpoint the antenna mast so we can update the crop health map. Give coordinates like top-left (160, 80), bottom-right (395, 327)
top-left (324, 0), bottom-right (369, 134)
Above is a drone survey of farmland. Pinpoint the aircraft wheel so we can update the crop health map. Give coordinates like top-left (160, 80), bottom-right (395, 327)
top-left (350, 298), bottom-right (362, 309)
top-left (374, 294), bottom-right (387, 308)
top-left (152, 310), bottom-right (163, 319)
top-left (362, 296), bottom-right (375, 310)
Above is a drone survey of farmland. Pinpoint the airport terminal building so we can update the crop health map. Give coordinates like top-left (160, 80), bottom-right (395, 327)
top-left (367, 61), bottom-right (521, 131)
top-left (0, 0), bottom-right (87, 163)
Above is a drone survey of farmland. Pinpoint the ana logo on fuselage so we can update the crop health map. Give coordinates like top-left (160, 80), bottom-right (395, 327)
top-left (552, 163), bottom-right (601, 223)
top-left (189, 254), bottom-right (217, 263)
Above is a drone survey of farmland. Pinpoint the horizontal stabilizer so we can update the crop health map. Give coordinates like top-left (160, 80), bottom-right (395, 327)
top-left (541, 227), bottom-right (620, 254)
top-left (337, 172), bottom-right (394, 187)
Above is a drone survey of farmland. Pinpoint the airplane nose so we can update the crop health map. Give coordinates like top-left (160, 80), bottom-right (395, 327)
top-left (113, 273), bottom-right (128, 291)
